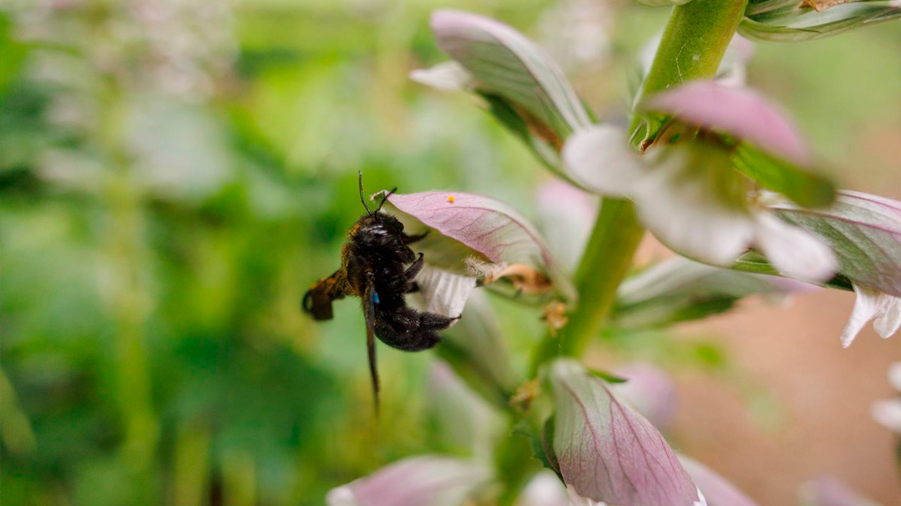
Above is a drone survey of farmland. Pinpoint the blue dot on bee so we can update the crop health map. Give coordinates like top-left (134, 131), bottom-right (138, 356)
top-left (373, 292), bottom-right (380, 304)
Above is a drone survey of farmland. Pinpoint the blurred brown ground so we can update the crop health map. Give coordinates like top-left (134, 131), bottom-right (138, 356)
top-left (674, 288), bottom-right (901, 505)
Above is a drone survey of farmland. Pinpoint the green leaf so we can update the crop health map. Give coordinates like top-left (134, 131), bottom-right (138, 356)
top-left (587, 369), bottom-right (629, 384)
top-left (740, 1), bottom-right (901, 42)
top-left (734, 144), bottom-right (835, 208)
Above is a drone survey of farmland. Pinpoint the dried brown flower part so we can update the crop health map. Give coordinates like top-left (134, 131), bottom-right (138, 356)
top-left (481, 263), bottom-right (553, 295)
top-left (509, 379), bottom-right (542, 413)
top-left (801, 0), bottom-right (849, 12)
top-left (541, 300), bottom-right (569, 337)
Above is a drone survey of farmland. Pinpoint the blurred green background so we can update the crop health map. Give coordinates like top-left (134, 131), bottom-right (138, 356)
top-left (1, 0), bottom-right (898, 505)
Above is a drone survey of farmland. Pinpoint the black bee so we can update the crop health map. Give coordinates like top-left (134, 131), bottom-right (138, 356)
top-left (302, 173), bottom-right (458, 409)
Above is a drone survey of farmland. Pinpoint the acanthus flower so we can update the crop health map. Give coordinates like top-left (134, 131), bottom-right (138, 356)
top-left (564, 82), bottom-right (839, 282)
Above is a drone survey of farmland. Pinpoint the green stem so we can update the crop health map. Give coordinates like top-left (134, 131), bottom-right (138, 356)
top-left (632, 0), bottom-right (751, 142)
top-left (529, 199), bottom-right (643, 374)
top-left (501, 2), bottom-right (751, 502)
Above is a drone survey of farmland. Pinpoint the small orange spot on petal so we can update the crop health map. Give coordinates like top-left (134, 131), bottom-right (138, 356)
top-left (447, 194), bottom-right (455, 203)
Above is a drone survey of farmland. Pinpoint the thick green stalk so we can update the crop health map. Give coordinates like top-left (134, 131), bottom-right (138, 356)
top-left (501, 3), bottom-right (752, 503)
top-left (529, 0), bottom-right (750, 376)
top-left (633, 0), bottom-right (751, 140)
top-left (529, 200), bottom-right (643, 373)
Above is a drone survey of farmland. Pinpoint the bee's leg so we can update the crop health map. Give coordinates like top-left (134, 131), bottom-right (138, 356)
top-left (406, 282), bottom-right (420, 294)
top-left (362, 274), bottom-right (380, 414)
top-left (404, 253), bottom-right (424, 280)
top-left (402, 230), bottom-right (429, 245)
top-left (375, 306), bottom-right (457, 352)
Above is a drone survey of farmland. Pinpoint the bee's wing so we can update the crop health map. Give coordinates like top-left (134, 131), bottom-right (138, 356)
top-left (362, 279), bottom-right (380, 413)
top-left (302, 270), bottom-right (346, 320)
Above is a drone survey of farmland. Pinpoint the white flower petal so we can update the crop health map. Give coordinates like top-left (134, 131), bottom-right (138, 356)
top-left (326, 487), bottom-right (361, 506)
top-left (634, 148), bottom-right (755, 266)
top-left (754, 212), bottom-right (838, 282)
top-left (871, 399), bottom-right (901, 434)
top-left (694, 488), bottom-right (708, 506)
top-left (565, 485), bottom-right (605, 506)
top-left (520, 472), bottom-right (572, 506)
top-left (562, 125), bottom-right (647, 196)
top-left (409, 61), bottom-right (474, 92)
top-left (841, 283), bottom-right (901, 347)
top-left (888, 362), bottom-right (901, 391)
top-left (873, 296), bottom-right (901, 339)
top-left (414, 265), bottom-right (477, 319)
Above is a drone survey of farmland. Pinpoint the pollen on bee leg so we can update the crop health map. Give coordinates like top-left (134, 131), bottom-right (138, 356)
top-left (447, 194), bottom-right (455, 203)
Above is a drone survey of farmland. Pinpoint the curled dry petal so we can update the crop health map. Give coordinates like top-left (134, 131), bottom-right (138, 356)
top-left (549, 359), bottom-right (700, 506)
top-left (643, 81), bottom-right (811, 166)
top-left (678, 456), bottom-right (760, 506)
top-left (840, 283), bottom-right (901, 348)
top-left (383, 191), bottom-right (576, 301)
top-left (767, 191), bottom-right (901, 297)
top-left (326, 455), bottom-right (492, 506)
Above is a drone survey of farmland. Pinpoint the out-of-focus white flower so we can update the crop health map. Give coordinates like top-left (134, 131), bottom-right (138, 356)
top-left (840, 283), bottom-right (901, 347)
top-left (409, 61), bottom-right (474, 92)
top-left (326, 455), bottom-right (492, 506)
top-left (537, 0), bottom-right (612, 72)
top-left (519, 471), bottom-right (572, 506)
top-left (563, 121), bottom-right (837, 282)
top-left (870, 362), bottom-right (901, 433)
top-left (798, 476), bottom-right (884, 506)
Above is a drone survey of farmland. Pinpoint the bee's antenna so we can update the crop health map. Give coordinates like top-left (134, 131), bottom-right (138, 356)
top-left (375, 187), bottom-right (397, 213)
top-left (358, 171), bottom-right (373, 217)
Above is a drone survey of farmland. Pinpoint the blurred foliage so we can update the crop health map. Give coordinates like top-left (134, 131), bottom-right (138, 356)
top-left (0, 0), bottom-right (898, 505)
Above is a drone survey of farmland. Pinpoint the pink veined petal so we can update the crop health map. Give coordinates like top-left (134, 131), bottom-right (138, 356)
top-left (562, 124), bottom-right (648, 196)
top-left (633, 148), bottom-right (755, 266)
top-left (326, 456), bottom-right (492, 506)
top-left (644, 82), bottom-right (811, 166)
top-left (550, 359), bottom-right (699, 506)
top-left (754, 212), bottom-right (838, 283)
